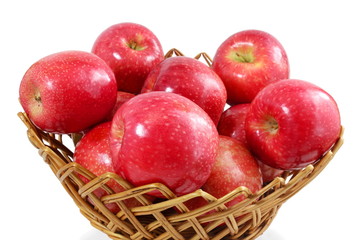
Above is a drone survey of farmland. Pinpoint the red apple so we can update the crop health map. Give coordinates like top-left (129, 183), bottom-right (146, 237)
top-left (187, 136), bottom-right (262, 210)
top-left (74, 121), bottom-right (150, 213)
top-left (217, 103), bottom-right (251, 147)
top-left (106, 91), bottom-right (135, 120)
top-left (92, 22), bottom-right (164, 94)
top-left (19, 50), bottom-right (117, 134)
top-left (218, 104), bottom-right (283, 182)
top-left (74, 122), bottom-right (122, 213)
top-left (257, 160), bottom-right (284, 184)
top-left (141, 56), bottom-right (227, 124)
top-left (245, 79), bottom-right (341, 170)
top-left (212, 29), bottom-right (289, 104)
top-left (110, 92), bottom-right (219, 197)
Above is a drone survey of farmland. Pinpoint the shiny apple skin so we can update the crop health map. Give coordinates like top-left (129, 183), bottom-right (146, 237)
top-left (188, 136), bottom-right (262, 210)
top-left (217, 103), bottom-right (251, 146)
top-left (212, 29), bottom-right (289, 104)
top-left (92, 22), bottom-right (164, 94)
top-left (106, 91), bottom-right (135, 120)
top-left (74, 122), bottom-right (147, 213)
top-left (203, 136), bottom-right (262, 206)
top-left (19, 51), bottom-right (117, 134)
top-left (218, 104), bottom-right (283, 182)
top-left (245, 79), bottom-right (341, 170)
top-left (141, 56), bottom-right (227, 125)
top-left (257, 160), bottom-right (284, 184)
top-left (110, 92), bottom-right (219, 197)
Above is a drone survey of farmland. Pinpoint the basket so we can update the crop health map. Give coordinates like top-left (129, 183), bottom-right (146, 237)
top-left (18, 49), bottom-right (344, 240)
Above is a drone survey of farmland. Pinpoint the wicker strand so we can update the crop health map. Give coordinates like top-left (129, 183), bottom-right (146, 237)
top-left (164, 48), bottom-right (185, 58)
top-left (194, 52), bottom-right (213, 66)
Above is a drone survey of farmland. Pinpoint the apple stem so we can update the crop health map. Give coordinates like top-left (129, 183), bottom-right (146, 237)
top-left (127, 40), bottom-right (146, 51)
top-left (235, 52), bottom-right (254, 63)
top-left (266, 117), bottom-right (279, 135)
top-left (35, 95), bottom-right (41, 102)
top-left (128, 41), bottom-right (138, 50)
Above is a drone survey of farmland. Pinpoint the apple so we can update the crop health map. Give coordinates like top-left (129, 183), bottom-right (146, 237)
top-left (19, 50), bottom-right (117, 134)
top-left (74, 121), bottom-right (151, 213)
top-left (186, 136), bottom-right (262, 210)
top-left (218, 104), bottom-right (283, 182)
top-left (203, 136), bottom-right (262, 206)
top-left (141, 56), bottom-right (227, 124)
top-left (245, 79), bottom-right (341, 170)
top-left (74, 90), bottom-right (135, 143)
top-left (217, 103), bottom-right (251, 147)
top-left (74, 122), bottom-right (122, 213)
top-left (106, 91), bottom-right (135, 120)
top-left (110, 91), bottom-right (219, 197)
top-left (212, 29), bottom-right (290, 104)
top-left (257, 160), bottom-right (284, 184)
top-left (92, 22), bottom-right (164, 94)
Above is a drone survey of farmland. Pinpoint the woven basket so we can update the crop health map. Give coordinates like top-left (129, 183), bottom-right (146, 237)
top-left (18, 49), bottom-right (344, 240)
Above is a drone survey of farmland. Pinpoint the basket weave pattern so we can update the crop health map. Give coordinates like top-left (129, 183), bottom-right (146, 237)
top-left (18, 50), bottom-right (344, 240)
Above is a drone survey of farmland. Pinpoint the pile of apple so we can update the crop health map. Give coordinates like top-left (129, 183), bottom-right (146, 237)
top-left (19, 22), bottom-right (341, 212)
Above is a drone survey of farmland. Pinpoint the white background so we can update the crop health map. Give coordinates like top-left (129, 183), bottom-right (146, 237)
top-left (1, 0), bottom-right (359, 239)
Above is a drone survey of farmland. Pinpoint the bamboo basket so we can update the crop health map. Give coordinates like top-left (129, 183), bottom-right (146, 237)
top-left (18, 49), bottom-right (344, 240)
